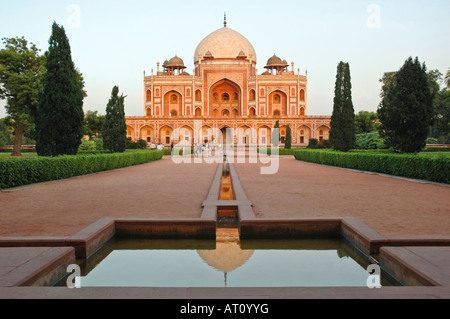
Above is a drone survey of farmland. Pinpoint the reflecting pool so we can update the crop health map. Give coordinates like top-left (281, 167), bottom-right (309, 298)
top-left (59, 235), bottom-right (400, 288)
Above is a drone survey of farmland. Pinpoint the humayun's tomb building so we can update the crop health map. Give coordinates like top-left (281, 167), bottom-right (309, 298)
top-left (125, 18), bottom-right (331, 147)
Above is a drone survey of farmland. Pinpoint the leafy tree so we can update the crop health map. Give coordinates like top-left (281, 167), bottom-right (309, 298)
top-left (445, 68), bottom-right (450, 89)
top-left (329, 61), bottom-right (356, 152)
top-left (272, 120), bottom-right (280, 147)
top-left (83, 110), bottom-right (105, 139)
top-left (379, 72), bottom-right (397, 100)
top-left (0, 118), bottom-right (13, 147)
top-left (0, 118), bottom-right (13, 144)
top-left (429, 88), bottom-right (450, 144)
top-left (381, 69), bottom-right (442, 100)
top-left (427, 69), bottom-right (443, 99)
top-left (0, 37), bottom-right (46, 156)
top-left (354, 111), bottom-right (379, 134)
top-left (284, 125), bottom-right (291, 149)
top-left (102, 86), bottom-right (127, 153)
top-left (35, 22), bottom-right (85, 156)
top-left (377, 57), bottom-right (433, 153)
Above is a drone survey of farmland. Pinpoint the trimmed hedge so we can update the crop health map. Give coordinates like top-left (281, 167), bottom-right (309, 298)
top-left (294, 149), bottom-right (450, 184)
top-left (257, 148), bottom-right (303, 156)
top-left (0, 150), bottom-right (163, 189)
top-left (0, 148), bottom-right (37, 153)
top-left (423, 147), bottom-right (450, 152)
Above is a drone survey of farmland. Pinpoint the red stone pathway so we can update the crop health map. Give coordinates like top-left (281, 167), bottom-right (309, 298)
top-left (0, 157), bottom-right (218, 237)
top-left (0, 155), bottom-right (449, 238)
top-left (234, 156), bottom-right (450, 237)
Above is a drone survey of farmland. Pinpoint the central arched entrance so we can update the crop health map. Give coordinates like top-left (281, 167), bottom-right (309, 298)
top-left (210, 79), bottom-right (241, 117)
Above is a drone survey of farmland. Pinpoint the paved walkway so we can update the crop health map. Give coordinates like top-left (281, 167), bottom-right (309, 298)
top-left (0, 157), bottom-right (218, 237)
top-left (234, 156), bottom-right (450, 237)
top-left (0, 155), bottom-right (449, 238)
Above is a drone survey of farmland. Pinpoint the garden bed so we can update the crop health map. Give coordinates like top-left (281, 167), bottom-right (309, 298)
top-left (294, 149), bottom-right (450, 184)
top-left (0, 150), bottom-right (163, 189)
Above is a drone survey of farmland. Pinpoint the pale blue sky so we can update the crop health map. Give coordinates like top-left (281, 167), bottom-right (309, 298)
top-left (1, 0), bottom-right (449, 118)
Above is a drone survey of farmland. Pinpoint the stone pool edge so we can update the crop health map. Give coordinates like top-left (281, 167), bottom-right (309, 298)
top-left (0, 215), bottom-right (449, 298)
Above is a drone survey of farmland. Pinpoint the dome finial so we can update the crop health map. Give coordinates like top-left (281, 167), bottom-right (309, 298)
top-left (224, 12), bottom-right (227, 27)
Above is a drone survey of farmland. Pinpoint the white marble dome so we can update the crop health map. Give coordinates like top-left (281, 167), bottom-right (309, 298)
top-left (194, 27), bottom-right (257, 64)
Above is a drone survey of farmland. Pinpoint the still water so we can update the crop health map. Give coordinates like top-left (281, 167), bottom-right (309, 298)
top-left (63, 236), bottom-right (399, 288)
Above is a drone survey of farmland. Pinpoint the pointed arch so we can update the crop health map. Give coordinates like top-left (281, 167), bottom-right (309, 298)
top-left (126, 126), bottom-right (135, 140)
top-left (249, 89), bottom-right (256, 101)
top-left (160, 125), bottom-right (173, 145)
top-left (140, 125), bottom-right (154, 143)
top-left (195, 89), bottom-right (202, 102)
top-left (209, 78), bottom-right (242, 117)
top-left (317, 125), bottom-right (330, 143)
top-left (258, 125), bottom-right (272, 145)
top-left (300, 89), bottom-right (305, 102)
top-left (163, 90), bottom-right (183, 117)
top-left (297, 125), bottom-right (311, 144)
top-left (236, 125), bottom-right (253, 145)
top-left (177, 125), bottom-right (194, 144)
top-left (268, 90), bottom-right (288, 116)
top-left (299, 107), bottom-right (305, 116)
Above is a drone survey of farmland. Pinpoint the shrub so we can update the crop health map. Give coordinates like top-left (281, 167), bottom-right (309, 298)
top-left (307, 139), bottom-right (331, 149)
top-left (294, 149), bottom-right (450, 184)
top-left (318, 140), bottom-right (332, 149)
top-left (78, 138), bottom-right (98, 151)
top-left (126, 138), bottom-right (148, 150)
top-left (355, 132), bottom-right (387, 150)
top-left (0, 150), bottom-right (163, 189)
top-left (307, 139), bottom-right (319, 149)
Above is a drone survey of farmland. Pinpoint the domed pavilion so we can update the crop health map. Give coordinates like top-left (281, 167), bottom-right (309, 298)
top-left (126, 17), bottom-right (331, 147)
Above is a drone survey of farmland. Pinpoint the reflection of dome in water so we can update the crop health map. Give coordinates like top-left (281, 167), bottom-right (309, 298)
top-left (197, 242), bottom-right (254, 273)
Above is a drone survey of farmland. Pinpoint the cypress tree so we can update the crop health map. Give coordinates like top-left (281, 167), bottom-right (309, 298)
top-left (285, 125), bottom-right (292, 149)
top-left (377, 57), bottom-right (433, 153)
top-left (102, 86), bottom-right (127, 153)
top-left (329, 61), bottom-right (356, 152)
top-left (35, 22), bottom-right (84, 156)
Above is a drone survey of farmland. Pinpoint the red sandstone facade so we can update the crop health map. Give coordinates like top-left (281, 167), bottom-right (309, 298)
top-left (126, 22), bottom-right (331, 147)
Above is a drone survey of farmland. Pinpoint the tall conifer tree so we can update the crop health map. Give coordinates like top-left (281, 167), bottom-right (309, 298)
top-left (103, 86), bottom-right (127, 153)
top-left (285, 125), bottom-right (292, 149)
top-left (329, 61), bottom-right (356, 152)
top-left (377, 57), bottom-right (433, 153)
top-left (35, 22), bottom-right (84, 156)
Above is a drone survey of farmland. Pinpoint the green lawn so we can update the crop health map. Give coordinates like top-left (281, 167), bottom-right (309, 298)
top-left (418, 152), bottom-right (450, 159)
top-left (0, 152), bottom-right (38, 158)
top-left (348, 149), bottom-right (450, 158)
